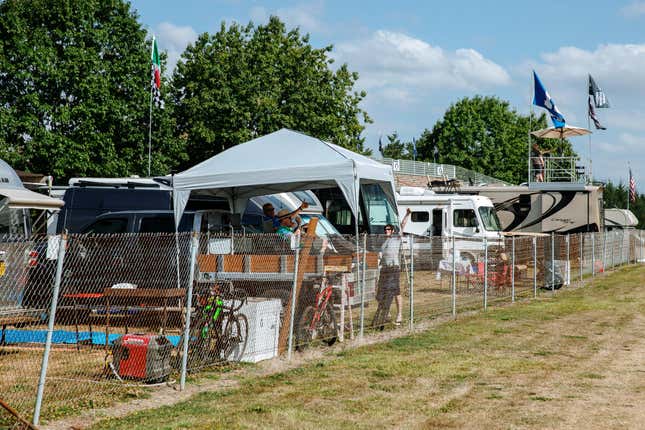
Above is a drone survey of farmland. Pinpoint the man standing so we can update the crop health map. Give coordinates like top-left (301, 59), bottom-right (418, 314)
top-left (377, 209), bottom-right (411, 326)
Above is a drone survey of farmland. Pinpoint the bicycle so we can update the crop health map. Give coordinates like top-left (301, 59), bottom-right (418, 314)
top-left (176, 281), bottom-right (249, 369)
top-left (295, 267), bottom-right (339, 350)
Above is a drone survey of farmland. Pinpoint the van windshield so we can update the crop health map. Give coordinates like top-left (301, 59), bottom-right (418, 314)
top-left (0, 204), bottom-right (27, 236)
top-left (478, 206), bottom-right (502, 231)
top-left (361, 184), bottom-right (398, 232)
top-left (300, 214), bottom-right (341, 236)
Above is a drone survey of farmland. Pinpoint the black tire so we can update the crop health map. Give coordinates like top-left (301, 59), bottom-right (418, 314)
top-left (296, 304), bottom-right (338, 350)
top-left (296, 305), bottom-right (315, 351)
top-left (222, 313), bottom-right (249, 361)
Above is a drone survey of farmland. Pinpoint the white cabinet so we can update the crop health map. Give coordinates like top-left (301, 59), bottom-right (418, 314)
top-left (229, 298), bottom-right (281, 363)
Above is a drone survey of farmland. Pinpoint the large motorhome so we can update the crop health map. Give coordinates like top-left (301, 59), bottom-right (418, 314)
top-left (455, 183), bottom-right (604, 233)
top-left (396, 186), bottom-right (503, 264)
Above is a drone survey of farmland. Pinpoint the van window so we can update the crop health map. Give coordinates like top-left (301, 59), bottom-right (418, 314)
top-left (84, 218), bottom-right (128, 234)
top-left (411, 211), bottom-right (429, 223)
top-left (453, 209), bottom-right (477, 228)
top-left (139, 216), bottom-right (174, 233)
top-left (432, 209), bottom-right (442, 236)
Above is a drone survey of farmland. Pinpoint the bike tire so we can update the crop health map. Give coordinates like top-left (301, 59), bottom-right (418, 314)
top-left (320, 302), bottom-right (338, 346)
top-left (295, 305), bottom-right (315, 351)
top-left (221, 313), bottom-right (249, 361)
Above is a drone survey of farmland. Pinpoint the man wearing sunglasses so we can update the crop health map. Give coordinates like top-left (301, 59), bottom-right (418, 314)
top-left (377, 208), bottom-right (411, 326)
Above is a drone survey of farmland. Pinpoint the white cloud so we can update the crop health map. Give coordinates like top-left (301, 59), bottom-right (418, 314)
top-left (334, 30), bottom-right (511, 104)
top-left (249, 1), bottom-right (325, 33)
top-left (619, 1), bottom-right (645, 17)
top-left (155, 22), bottom-right (198, 74)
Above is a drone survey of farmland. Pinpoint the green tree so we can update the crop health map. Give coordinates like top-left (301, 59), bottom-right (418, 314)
top-left (416, 96), bottom-right (575, 184)
top-left (0, 0), bottom-right (185, 180)
top-left (171, 17), bottom-right (371, 167)
top-left (382, 132), bottom-right (410, 159)
top-left (603, 180), bottom-right (645, 228)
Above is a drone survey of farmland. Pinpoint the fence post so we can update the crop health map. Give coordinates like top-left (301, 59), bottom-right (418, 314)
top-left (180, 233), bottom-right (199, 390)
top-left (533, 236), bottom-right (537, 298)
top-left (579, 232), bottom-right (583, 283)
top-left (287, 244), bottom-right (301, 361)
top-left (610, 231), bottom-right (615, 270)
top-left (359, 233), bottom-right (366, 339)
top-left (592, 233), bottom-right (596, 278)
top-left (511, 236), bottom-right (515, 303)
top-left (451, 235), bottom-right (456, 318)
top-left (640, 230), bottom-right (643, 263)
top-left (33, 235), bottom-right (67, 426)
top-left (602, 229), bottom-right (606, 273)
top-left (483, 237), bottom-right (488, 310)
top-left (409, 234), bottom-right (414, 331)
top-left (565, 234), bottom-right (570, 287)
top-left (551, 232), bottom-right (555, 292)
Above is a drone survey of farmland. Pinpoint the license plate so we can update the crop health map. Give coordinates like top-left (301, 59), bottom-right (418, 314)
top-left (0, 261), bottom-right (5, 277)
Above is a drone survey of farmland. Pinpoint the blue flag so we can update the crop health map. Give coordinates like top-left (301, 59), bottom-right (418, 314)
top-left (533, 71), bottom-right (566, 128)
top-left (378, 135), bottom-right (384, 156)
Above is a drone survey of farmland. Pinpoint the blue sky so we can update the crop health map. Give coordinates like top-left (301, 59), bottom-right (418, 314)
top-left (133, 0), bottom-right (645, 189)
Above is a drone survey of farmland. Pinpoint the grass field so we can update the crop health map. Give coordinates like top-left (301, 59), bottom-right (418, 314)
top-left (84, 265), bottom-right (645, 430)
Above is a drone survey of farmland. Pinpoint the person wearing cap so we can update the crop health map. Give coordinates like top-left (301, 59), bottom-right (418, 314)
top-left (276, 208), bottom-right (301, 237)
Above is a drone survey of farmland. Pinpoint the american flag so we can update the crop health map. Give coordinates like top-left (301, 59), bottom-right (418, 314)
top-left (629, 168), bottom-right (637, 203)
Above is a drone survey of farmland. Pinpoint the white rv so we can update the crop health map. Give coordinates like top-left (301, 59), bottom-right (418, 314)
top-left (396, 186), bottom-right (503, 264)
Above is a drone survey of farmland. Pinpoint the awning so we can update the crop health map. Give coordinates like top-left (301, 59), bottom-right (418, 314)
top-left (0, 188), bottom-right (64, 210)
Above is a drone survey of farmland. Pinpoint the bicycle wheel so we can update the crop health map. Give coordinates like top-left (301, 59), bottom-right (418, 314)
top-left (295, 305), bottom-right (315, 350)
top-left (221, 313), bottom-right (249, 361)
top-left (319, 302), bottom-right (338, 346)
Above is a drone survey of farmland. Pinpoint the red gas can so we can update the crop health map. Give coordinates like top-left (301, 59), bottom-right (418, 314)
top-left (112, 334), bottom-right (172, 381)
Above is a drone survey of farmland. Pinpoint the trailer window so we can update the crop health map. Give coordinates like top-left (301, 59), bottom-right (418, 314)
top-left (411, 211), bottom-right (429, 222)
top-left (453, 209), bottom-right (477, 228)
top-left (478, 207), bottom-right (502, 231)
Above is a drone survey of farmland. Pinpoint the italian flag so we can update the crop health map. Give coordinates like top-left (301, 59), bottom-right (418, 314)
top-left (151, 36), bottom-right (162, 107)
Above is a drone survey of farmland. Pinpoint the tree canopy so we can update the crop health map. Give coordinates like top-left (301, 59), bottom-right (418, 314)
top-left (0, 0), bottom-right (184, 180)
top-left (170, 17), bottom-right (371, 167)
top-left (414, 96), bottom-right (575, 184)
top-left (603, 180), bottom-right (645, 228)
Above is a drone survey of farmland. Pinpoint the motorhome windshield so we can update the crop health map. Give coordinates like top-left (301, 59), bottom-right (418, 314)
top-left (361, 184), bottom-right (398, 230)
top-left (478, 206), bottom-right (502, 231)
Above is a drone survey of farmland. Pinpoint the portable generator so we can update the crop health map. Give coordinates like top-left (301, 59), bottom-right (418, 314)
top-left (112, 334), bottom-right (172, 382)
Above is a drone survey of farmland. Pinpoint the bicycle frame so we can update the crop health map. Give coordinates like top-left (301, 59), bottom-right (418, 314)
top-left (308, 278), bottom-right (333, 331)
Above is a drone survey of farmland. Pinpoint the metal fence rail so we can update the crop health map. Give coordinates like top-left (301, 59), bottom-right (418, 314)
top-left (0, 229), bottom-right (643, 427)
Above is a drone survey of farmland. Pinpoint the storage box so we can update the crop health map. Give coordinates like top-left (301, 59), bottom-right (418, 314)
top-left (226, 298), bottom-right (282, 363)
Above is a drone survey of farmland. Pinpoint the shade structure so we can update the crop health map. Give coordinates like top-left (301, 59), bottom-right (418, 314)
top-left (530, 126), bottom-right (591, 139)
top-left (170, 128), bottom-right (396, 225)
top-left (0, 159), bottom-right (64, 210)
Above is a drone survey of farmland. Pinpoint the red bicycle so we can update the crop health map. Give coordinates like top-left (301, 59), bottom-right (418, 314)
top-left (295, 269), bottom-right (339, 350)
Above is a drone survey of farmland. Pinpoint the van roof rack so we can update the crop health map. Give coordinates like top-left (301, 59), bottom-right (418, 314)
top-left (69, 178), bottom-right (163, 189)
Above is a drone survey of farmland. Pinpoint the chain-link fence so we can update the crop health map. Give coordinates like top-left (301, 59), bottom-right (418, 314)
top-left (1, 229), bottom-right (643, 427)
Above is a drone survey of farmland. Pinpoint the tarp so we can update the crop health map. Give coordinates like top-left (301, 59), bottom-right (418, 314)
top-left (0, 159), bottom-right (64, 210)
top-left (170, 128), bottom-right (396, 225)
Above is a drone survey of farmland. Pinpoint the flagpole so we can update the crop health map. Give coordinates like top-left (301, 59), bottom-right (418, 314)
top-left (627, 162), bottom-right (630, 211)
top-left (528, 75), bottom-right (532, 185)
top-left (587, 100), bottom-right (592, 184)
top-left (148, 81), bottom-right (153, 177)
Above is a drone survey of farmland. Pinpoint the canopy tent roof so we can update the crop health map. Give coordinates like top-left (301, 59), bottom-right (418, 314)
top-left (0, 159), bottom-right (64, 210)
top-left (170, 128), bottom-right (396, 224)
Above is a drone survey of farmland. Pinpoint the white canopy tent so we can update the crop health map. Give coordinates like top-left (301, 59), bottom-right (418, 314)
top-left (170, 128), bottom-right (397, 227)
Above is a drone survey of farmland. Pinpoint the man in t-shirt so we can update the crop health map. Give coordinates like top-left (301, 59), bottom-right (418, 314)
top-left (377, 208), bottom-right (411, 326)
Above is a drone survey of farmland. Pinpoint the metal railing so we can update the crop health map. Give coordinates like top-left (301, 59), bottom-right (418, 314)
top-left (0, 228), bottom-right (643, 427)
top-left (529, 156), bottom-right (588, 184)
top-left (379, 158), bottom-right (510, 186)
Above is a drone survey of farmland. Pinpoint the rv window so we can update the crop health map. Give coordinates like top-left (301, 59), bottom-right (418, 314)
top-left (411, 211), bottom-right (429, 223)
top-left (84, 218), bottom-right (128, 234)
top-left (453, 209), bottom-right (477, 228)
top-left (432, 209), bottom-right (443, 236)
top-left (0, 205), bottom-right (27, 235)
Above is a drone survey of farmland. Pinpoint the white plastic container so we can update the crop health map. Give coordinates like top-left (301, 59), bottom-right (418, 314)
top-left (229, 298), bottom-right (282, 363)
